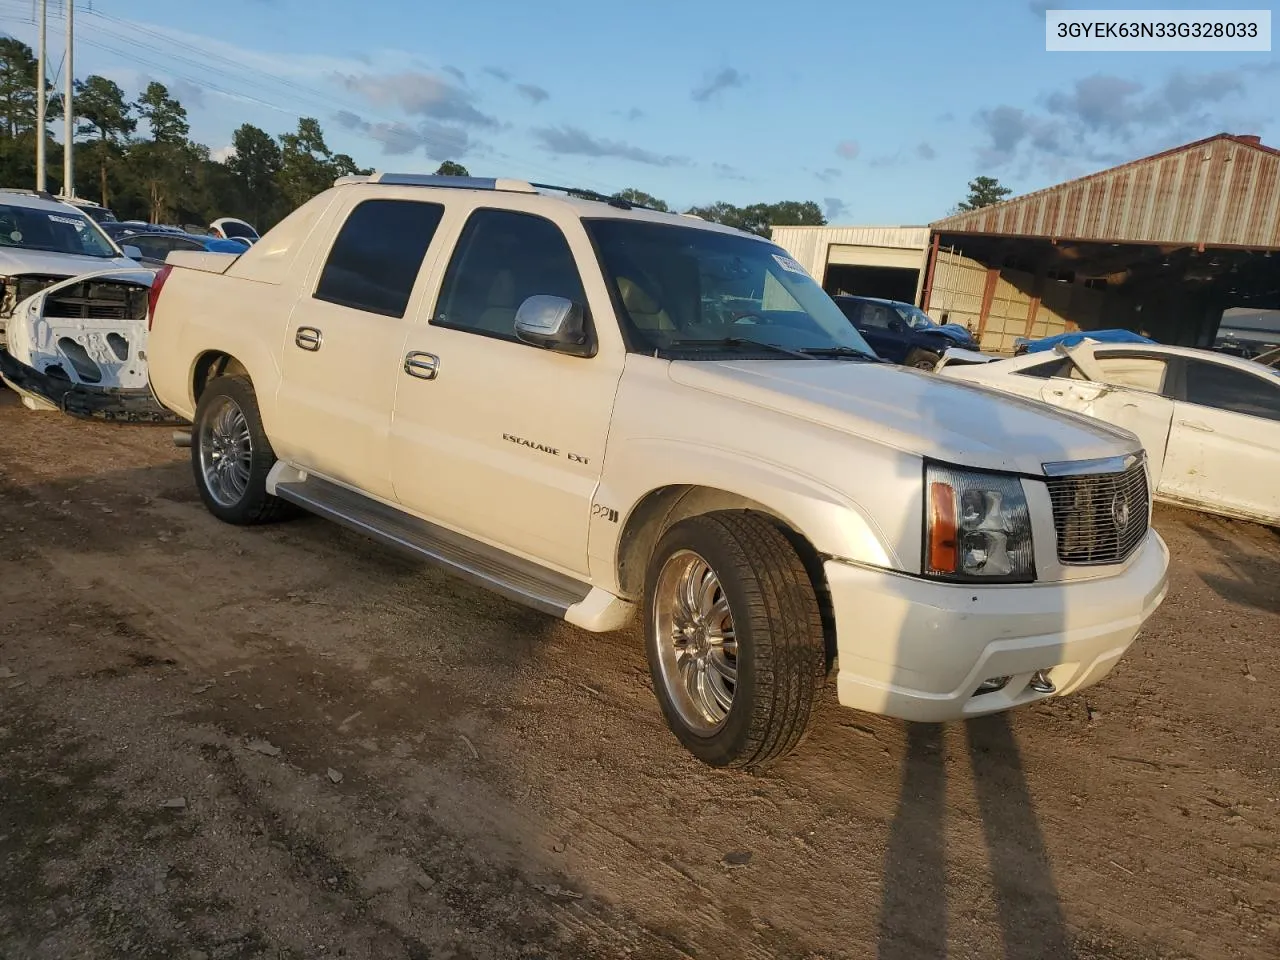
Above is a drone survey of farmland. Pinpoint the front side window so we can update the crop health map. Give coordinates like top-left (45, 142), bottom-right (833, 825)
top-left (585, 219), bottom-right (875, 358)
top-left (1183, 359), bottom-right (1280, 421)
top-left (0, 203), bottom-right (118, 258)
top-left (433, 209), bottom-right (586, 339)
top-left (314, 199), bottom-right (444, 318)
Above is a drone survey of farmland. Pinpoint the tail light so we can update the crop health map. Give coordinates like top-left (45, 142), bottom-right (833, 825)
top-left (148, 264), bottom-right (172, 330)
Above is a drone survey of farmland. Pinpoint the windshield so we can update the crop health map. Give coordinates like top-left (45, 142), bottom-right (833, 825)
top-left (0, 203), bottom-right (119, 258)
top-left (585, 219), bottom-right (875, 358)
top-left (219, 220), bottom-right (259, 240)
top-left (894, 303), bottom-right (938, 330)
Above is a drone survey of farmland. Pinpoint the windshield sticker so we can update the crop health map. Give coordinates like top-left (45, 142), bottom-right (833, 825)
top-left (772, 254), bottom-right (808, 276)
top-left (48, 214), bottom-right (85, 228)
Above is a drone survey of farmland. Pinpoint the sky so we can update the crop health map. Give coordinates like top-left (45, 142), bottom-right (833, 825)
top-left (1, 0), bottom-right (1277, 223)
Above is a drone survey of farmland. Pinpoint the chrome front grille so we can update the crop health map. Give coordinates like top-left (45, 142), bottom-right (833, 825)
top-left (1044, 457), bottom-right (1149, 565)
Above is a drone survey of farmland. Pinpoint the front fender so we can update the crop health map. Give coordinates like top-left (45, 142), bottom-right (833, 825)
top-left (589, 437), bottom-right (903, 594)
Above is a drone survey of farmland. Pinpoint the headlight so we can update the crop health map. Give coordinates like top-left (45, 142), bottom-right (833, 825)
top-left (924, 463), bottom-right (1035, 583)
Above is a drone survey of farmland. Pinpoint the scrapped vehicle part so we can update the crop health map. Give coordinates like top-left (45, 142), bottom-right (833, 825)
top-left (0, 268), bottom-right (183, 423)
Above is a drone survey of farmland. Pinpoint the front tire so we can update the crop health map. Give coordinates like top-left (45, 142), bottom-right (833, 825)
top-left (904, 348), bottom-right (942, 370)
top-left (643, 512), bottom-right (826, 770)
top-left (191, 375), bottom-right (290, 525)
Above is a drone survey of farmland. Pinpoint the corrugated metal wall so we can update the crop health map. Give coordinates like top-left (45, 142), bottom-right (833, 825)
top-left (770, 226), bottom-right (930, 278)
top-left (932, 136), bottom-right (1280, 249)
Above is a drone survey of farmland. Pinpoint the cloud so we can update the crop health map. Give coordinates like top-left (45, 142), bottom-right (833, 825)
top-left (691, 67), bottom-right (746, 103)
top-left (976, 66), bottom-right (1263, 170)
top-left (169, 78), bottom-right (207, 109)
top-left (624, 107), bottom-right (645, 122)
top-left (835, 140), bottom-right (860, 161)
top-left (823, 198), bottom-right (849, 222)
top-left (814, 167), bottom-right (842, 184)
top-left (516, 83), bottom-right (550, 105)
top-left (532, 125), bottom-right (687, 166)
top-left (483, 66), bottom-right (512, 83)
top-left (335, 71), bottom-right (498, 128)
top-left (335, 109), bottom-right (474, 161)
top-left (443, 65), bottom-right (466, 84)
top-left (936, 111), bottom-right (955, 123)
top-left (916, 142), bottom-right (937, 160)
top-left (869, 152), bottom-right (903, 168)
top-left (712, 162), bottom-right (749, 181)
top-left (211, 144), bottom-right (236, 163)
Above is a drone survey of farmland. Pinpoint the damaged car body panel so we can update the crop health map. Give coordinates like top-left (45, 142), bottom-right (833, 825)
top-left (0, 268), bottom-right (185, 423)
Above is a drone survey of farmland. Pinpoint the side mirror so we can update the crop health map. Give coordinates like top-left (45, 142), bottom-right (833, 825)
top-left (513, 295), bottom-right (592, 356)
top-left (122, 244), bottom-right (143, 260)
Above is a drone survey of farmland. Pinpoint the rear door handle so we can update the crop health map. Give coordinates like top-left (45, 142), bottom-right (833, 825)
top-left (404, 351), bottom-right (440, 380)
top-left (1179, 419), bottom-right (1214, 433)
top-left (295, 326), bottom-right (323, 351)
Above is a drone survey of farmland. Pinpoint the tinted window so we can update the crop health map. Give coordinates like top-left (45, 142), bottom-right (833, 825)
top-left (219, 220), bottom-right (258, 240)
top-left (858, 304), bottom-right (898, 329)
top-left (1183, 359), bottom-right (1280, 421)
top-left (434, 209), bottom-right (585, 339)
top-left (315, 200), bottom-right (444, 318)
top-left (131, 235), bottom-right (201, 260)
top-left (1017, 358), bottom-right (1071, 379)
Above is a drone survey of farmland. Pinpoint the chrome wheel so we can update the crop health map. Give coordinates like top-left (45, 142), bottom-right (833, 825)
top-left (198, 395), bottom-right (252, 508)
top-left (652, 550), bottom-right (738, 735)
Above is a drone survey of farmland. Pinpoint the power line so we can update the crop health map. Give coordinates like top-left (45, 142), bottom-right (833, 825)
top-left (0, 0), bottom-right (621, 192)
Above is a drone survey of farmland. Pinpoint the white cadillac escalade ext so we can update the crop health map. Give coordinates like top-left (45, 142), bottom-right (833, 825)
top-left (146, 174), bottom-right (1169, 769)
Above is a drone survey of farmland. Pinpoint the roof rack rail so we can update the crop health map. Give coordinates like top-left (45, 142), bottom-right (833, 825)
top-left (529, 183), bottom-right (651, 210)
top-left (333, 172), bottom-right (537, 193)
top-left (0, 187), bottom-right (61, 201)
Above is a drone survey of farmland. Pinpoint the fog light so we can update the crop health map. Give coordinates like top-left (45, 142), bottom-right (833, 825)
top-left (1029, 670), bottom-right (1056, 694)
top-left (974, 676), bottom-right (1011, 695)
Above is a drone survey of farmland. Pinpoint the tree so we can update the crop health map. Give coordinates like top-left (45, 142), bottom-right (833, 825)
top-left (278, 117), bottom-right (344, 207)
top-left (684, 200), bottom-right (825, 237)
top-left (0, 38), bottom-right (40, 139)
top-left (135, 81), bottom-right (189, 143)
top-left (956, 176), bottom-right (1012, 212)
top-left (434, 160), bottom-right (469, 176)
top-left (227, 123), bottom-right (282, 225)
top-left (74, 76), bottom-right (135, 206)
top-left (613, 187), bottom-right (668, 212)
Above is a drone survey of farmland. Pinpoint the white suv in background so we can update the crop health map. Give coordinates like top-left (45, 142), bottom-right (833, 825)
top-left (145, 174), bottom-right (1170, 769)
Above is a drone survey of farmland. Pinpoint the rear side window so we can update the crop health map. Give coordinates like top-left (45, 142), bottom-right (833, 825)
top-left (1016, 358), bottom-right (1071, 379)
top-left (433, 209), bottom-right (585, 340)
top-left (314, 199), bottom-right (444, 318)
top-left (1183, 359), bottom-right (1280, 421)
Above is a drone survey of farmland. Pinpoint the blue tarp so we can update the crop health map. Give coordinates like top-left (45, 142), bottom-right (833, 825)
top-left (1020, 329), bottom-right (1155, 354)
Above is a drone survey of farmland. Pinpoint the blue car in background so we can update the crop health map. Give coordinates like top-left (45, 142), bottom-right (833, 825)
top-left (833, 295), bottom-right (979, 368)
top-left (113, 230), bottom-right (248, 270)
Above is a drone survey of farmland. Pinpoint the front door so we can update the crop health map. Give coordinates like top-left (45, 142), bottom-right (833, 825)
top-left (389, 207), bottom-right (625, 576)
top-left (274, 196), bottom-right (446, 500)
top-left (1161, 357), bottom-right (1280, 522)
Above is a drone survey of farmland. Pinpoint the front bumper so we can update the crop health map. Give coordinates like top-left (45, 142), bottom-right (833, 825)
top-left (0, 348), bottom-right (184, 424)
top-left (827, 529), bottom-right (1170, 722)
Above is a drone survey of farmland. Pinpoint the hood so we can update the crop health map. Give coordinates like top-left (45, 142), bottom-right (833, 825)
top-left (933, 323), bottom-right (976, 343)
top-left (668, 359), bottom-right (1140, 474)
top-left (0, 247), bottom-right (136, 277)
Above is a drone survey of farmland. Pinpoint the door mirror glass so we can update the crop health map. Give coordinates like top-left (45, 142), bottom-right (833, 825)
top-left (514, 295), bottom-right (591, 356)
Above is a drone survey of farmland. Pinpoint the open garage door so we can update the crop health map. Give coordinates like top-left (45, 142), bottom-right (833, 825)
top-left (822, 242), bottom-right (924, 303)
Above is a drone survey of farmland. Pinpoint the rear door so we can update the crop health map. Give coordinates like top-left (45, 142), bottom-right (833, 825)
top-left (1160, 357), bottom-right (1280, 522)
top-left (274, 195), bottom-right (447, 500)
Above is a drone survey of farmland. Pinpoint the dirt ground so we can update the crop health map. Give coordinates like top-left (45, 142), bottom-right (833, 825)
top-left (0, 387), bottom-right (1277, 960)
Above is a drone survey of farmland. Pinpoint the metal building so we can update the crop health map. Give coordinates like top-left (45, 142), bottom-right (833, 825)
top-left (923, 133), bottom-right (1280, 352)
top-left (770, 225), bottom-right (930, 303)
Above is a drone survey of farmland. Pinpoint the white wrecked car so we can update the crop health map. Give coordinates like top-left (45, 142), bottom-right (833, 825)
top-left (0, 267), bottom-right (182, 422)
top-left (0, 189), bottom-right (143, 347)
top-left (937, 341), bottom-right (1280, 527)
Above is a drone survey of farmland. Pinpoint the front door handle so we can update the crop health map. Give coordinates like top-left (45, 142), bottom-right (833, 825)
top-left (295, 326), bottom-right (323, 351)
top-left (404, 351), bottom-right (440, 380)
top-left (1179, 419), bottom-right (1214, 433)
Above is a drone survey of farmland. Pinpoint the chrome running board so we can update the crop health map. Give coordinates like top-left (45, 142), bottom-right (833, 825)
top-left (274, 474), bottom-right (591, 618)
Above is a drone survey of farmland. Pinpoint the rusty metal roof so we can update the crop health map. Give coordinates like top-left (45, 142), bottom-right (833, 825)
top-left (932, 134), bottom-right (1280, 250)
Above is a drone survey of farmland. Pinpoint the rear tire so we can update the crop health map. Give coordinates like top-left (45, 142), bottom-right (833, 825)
top-left (191, 375), bottom-right (291, 525)
top-left (904, 348), bottom-right (942, 370)
top-left (643, 511), bottom-right (826, 770)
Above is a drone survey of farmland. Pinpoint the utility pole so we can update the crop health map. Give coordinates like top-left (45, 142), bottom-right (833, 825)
top-left (35, 0), bottom-right (47, 191)
top-left (62, 0), bottom-right (74, 198)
